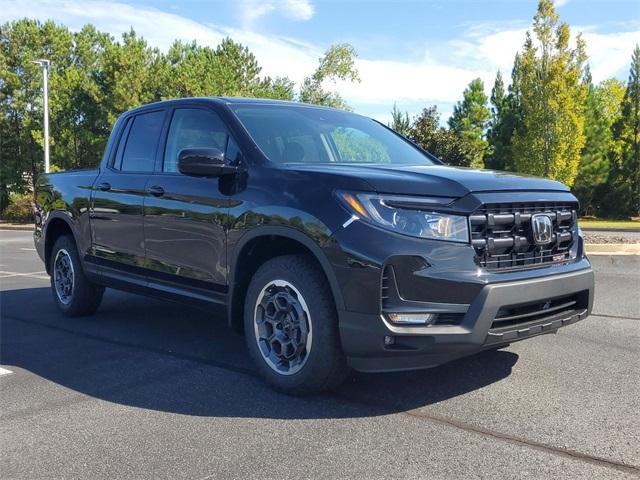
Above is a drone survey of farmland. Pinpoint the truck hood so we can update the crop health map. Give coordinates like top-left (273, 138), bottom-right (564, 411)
top-left (285, 164), bottom-right (570, 197)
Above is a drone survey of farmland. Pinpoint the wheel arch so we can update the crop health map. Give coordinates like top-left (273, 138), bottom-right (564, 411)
top-left (43, 214), bottom-right (78, 274)
top-left (227, 227), bottom-right (344, 333)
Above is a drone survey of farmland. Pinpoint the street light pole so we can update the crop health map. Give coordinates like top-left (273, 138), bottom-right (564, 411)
top-left (33, 59), bottom-right (50, 173)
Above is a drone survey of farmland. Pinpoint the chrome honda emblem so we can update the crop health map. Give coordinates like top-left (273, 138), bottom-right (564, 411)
top-left (531, 214), bottom-right (553, 245)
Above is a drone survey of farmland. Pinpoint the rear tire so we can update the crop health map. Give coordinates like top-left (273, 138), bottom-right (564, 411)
top-left (50, 235), bottom-right (104, 317)
top-left (244, 254), bottom-right (349, 395)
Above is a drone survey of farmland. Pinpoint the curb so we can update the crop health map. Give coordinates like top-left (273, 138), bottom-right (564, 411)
top-left (582, 227), bottom-right (640, 233)
top-left (585, 243), bottom-right (640, 255)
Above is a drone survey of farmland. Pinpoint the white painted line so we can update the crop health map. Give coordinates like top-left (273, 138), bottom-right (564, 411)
top-left (0, 367), bottom-right (13, 376)
top-left (0, 270), bottom-right (49, 279)
top-left (20, 248), bottom-right (36, 251)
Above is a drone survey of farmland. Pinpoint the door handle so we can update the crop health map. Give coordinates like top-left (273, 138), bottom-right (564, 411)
top-left (147, 185), bottom-right (165, 197)
top-left (97, 182), bottom-right (111, 191)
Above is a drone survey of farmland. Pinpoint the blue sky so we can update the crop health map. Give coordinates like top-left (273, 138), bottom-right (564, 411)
top-left (3, 0), bottom-right (639, 122)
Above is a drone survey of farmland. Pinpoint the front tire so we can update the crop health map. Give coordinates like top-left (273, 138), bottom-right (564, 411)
top-left (50, 235), bottom-right (104, 316)
top-left (244, 255), bottom-right (348, 395)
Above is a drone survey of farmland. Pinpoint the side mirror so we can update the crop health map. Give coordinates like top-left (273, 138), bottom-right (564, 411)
top-left (177, 148), bottom-right (238, 177)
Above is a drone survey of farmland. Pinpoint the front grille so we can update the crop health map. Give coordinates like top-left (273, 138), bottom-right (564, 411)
top-left (470, 202), bottom-right (578, 271)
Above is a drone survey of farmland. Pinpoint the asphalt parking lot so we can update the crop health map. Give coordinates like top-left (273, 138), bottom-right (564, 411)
top-left (1, 229), bottom-right (639, 479)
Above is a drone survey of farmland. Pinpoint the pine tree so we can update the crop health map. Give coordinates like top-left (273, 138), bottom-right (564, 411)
top-left (448, 78), bottom-right (490, 168)
top-left (611, 45), bottom-right (640, 216)
top-left (511, 0), bottom-right (588, 186)
top-left (486, 71), bottom-right (514, 171)
top-left (574, 76), bottom-right (625, 214)
top-left (389, 102), bottom-right (411, 137)
top-left (486, 57), bottom-right (525, 172)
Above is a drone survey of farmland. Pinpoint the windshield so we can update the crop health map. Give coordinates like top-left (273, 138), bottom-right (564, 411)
top-left (231, 104), bottom-right (436, 165)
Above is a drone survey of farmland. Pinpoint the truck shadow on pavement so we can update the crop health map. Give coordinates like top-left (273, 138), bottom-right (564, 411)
top-left (1, 287), bottom-right (518, 419)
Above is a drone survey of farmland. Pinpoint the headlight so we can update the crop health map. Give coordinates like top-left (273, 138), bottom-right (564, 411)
top-left (338, 191), bottom-right (469, 242)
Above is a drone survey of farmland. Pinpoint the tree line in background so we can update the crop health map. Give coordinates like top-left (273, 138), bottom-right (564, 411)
top-left (1, 0), bottom-right (638, 220)
top-left (391, 0), bottom-right (639, 218)
top-left (0, 18), bottom-right (359, 216)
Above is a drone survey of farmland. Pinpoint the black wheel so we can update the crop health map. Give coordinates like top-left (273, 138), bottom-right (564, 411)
top-left (50, 235), bottom-right (104, 316)
top-left (244, 255), bottom-right (349, 395)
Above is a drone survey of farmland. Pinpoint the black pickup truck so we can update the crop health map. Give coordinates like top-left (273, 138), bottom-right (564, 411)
top-left (35, 97), bottom-right (594, 394)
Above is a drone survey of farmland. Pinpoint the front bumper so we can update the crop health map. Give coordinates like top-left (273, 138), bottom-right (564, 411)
top-left (338, 266), bottom-right (594, 372)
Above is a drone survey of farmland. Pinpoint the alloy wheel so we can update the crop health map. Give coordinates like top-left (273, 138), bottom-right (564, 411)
top-left (253, 280), bottom-right (312, 375)
top-left (53, 248), bottom-right (74, 305)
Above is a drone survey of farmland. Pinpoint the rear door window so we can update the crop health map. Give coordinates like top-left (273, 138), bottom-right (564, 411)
top-left (118, 110), bottom-right (165, 172)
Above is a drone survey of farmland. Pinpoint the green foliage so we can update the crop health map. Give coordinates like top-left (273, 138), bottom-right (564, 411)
top-left (389, 102), bottom-right (411, 137)
top-left (609, 45), bottom-right (640, 216)
top-left (161, 38), bottom-right (294, 100)
top-left (448, 78), bottom-right (490, 168)
top-left (1, 6), bottom-right (636, 219)
top-left (402, 80), bottom-right (491, 169)
top-left (573, 78), bottom-right (625, 213)
top-left (299, 44), bottom-right (360, 110)
top-left (485, 69), bottom-right (521, 171)
top-left (0, 19), bottom-right (67, 210)
top-left (332, 127), bottom-right (390, 163)
top-left (511, 0), bottom-right (588, 186)
top-left (2, 192), bottom-right (33, 222)
top-left (406, 0), bottom-right (634, 217)
top-left (0, 18), bottom-right (358, 215)
top-left (409, 106), bottom-right (468, 166)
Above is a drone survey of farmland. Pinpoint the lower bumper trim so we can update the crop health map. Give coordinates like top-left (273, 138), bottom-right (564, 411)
top-left (485, 308), bottom-right (588, 345)
top-left (339, 267), bottom-right (595, 373)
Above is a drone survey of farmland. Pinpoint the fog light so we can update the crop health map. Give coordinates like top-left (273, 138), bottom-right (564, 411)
top-left (386, 313), bottom-right (437, 325)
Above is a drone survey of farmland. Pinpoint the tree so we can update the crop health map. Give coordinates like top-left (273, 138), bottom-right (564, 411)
top-left (1, 18), bottom-right (349, 217)
top-left (162, 38), bottom-right (294, 100)
top-left (409, 106), bottom-right (467, 166)
top-left (388, 102), bottom-right (411, 137)
top-left (609, 45), bottom-right (640, 217)
top-left (50, 25), bottom-right (114, 170)
top-left (448, 78), bottom-right (490, 168)
top-left (0, 19), bottom-right (76, 207)
top-left (299, 43), bottom-right (360, 109)
top-left (101, 29), bottom-right (167, 125)
top-left (485, 69), bottom-right (522, 171)
top-left (511, 0), bottom-right (588, 186)
top-left (574, 76), bottom-right (625, 213)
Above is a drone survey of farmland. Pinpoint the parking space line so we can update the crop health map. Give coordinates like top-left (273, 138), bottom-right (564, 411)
top-left (0, 270), bottom-right (49, 280)
top-left (0, 367), bottom-right (13, 376)
top-left (20, 248), bottom-right (36, 251)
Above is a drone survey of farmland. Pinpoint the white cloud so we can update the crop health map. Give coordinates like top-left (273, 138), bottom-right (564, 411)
top-left (281, 0), bottom-right (315, 21)
top-left (2, 0), bottom-right (320, 84)
top-left (1, 0), bottom-right (637, 123)
top-left (434, 20), bottom-right (639, 85)
top-left (236, 0), bottom-right (314, 26)
top-left (582, 29), bottom-right (640, 82)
